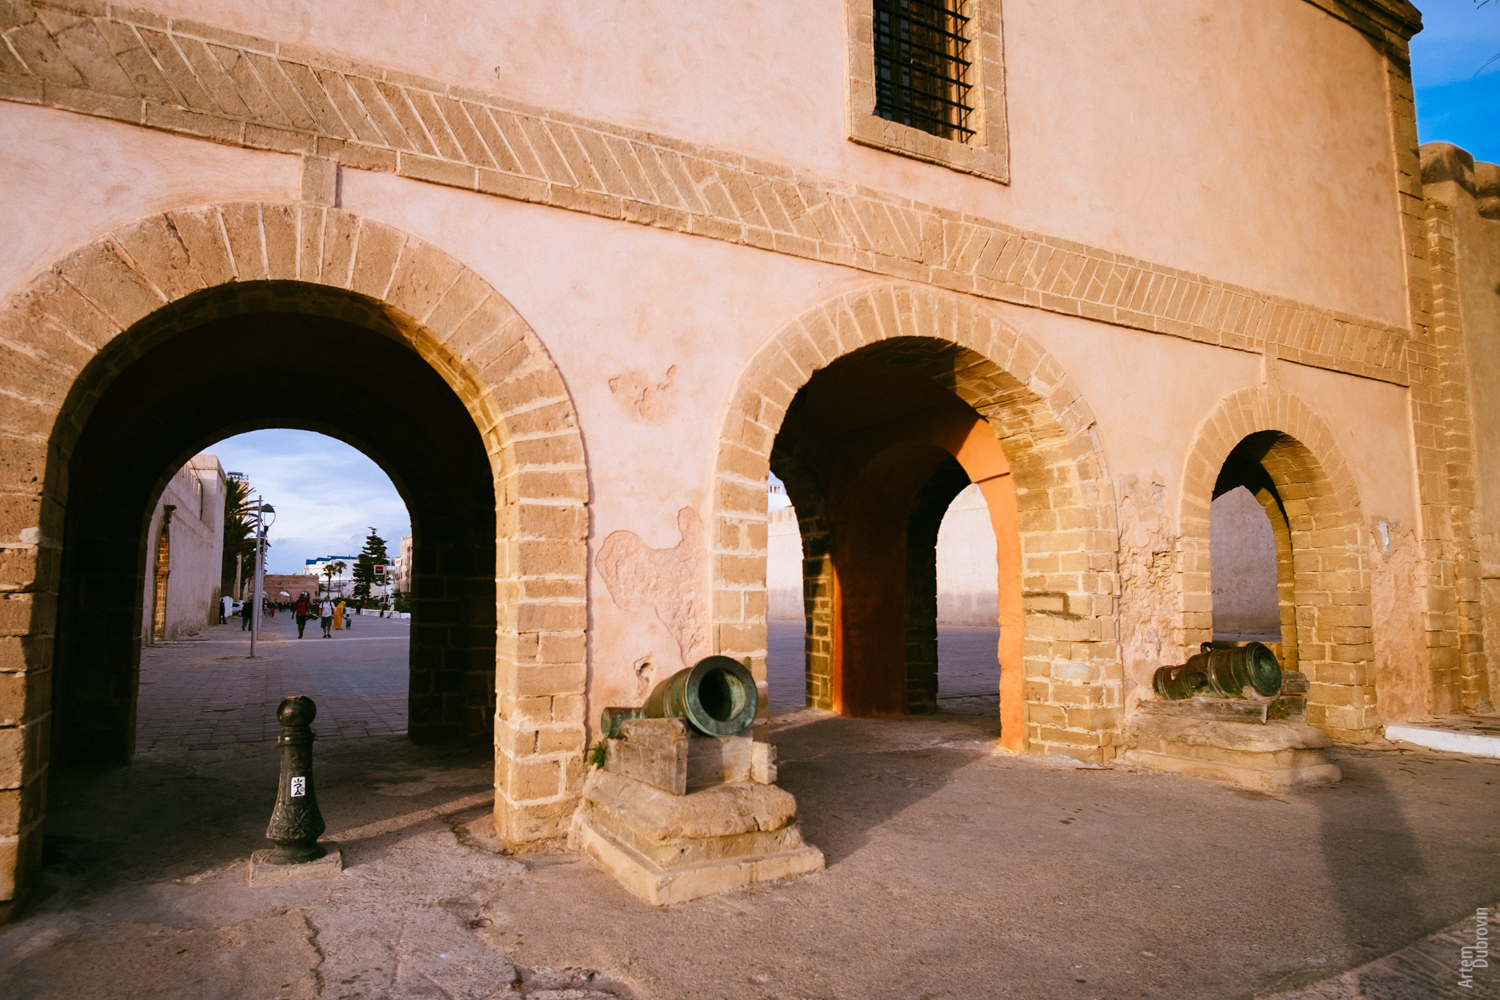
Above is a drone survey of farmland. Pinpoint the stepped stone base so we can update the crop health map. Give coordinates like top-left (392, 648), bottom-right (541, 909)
top-left (571, 769), bottom-right (823, 907)
top-left (1123, 716), bottom-right (1341, 790)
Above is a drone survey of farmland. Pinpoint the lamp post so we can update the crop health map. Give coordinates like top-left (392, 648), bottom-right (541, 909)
top-left (249, 499), bottom-right (276, 658)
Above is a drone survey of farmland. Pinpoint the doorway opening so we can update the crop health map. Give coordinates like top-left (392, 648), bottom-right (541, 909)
top-left (932, 484), bottom-right (1002, 715)
top-left (132, 431), bottom-right (417, 751)
top-left (766, 351), bottom-right (1021, 724)
top-left (1209, 486), bottom-right (1282, 643)
top-left (1209, 433), bottom-right (1301, 674)
top-left (51, 287), bottom-right (498, 771)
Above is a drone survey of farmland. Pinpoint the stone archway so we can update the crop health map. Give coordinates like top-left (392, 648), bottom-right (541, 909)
top-left (710, 283), bottom-right (1120, 760)
top-left (1177, 387), bottom-right (1374, 741)
top-left (0, 203), bottom-right (588, 910)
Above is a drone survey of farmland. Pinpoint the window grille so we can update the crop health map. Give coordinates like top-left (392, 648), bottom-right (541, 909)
top-left (872, 0), bottom-right (975, 143)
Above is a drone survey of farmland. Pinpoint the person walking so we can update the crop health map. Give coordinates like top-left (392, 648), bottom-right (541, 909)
top-left (220, 595), bottom-right (233, 624)
top-left (345, 602), bottom-right (353, 629)
top-left (294, 593), bottom-right (313, 638)
top-left (320, 597), bottom-right (335, 638)
top-left (333, 600), bottom-right (345, 632)
top-left (240, 599), bottom-right (253, 631)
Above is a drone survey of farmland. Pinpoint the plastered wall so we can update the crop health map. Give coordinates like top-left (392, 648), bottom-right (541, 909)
top-left (0, 0), bottom-right (1474, 903)
top-left (114, 0), bottom-right (1408, 326)
top-left (141, 454), bottom-right (226, 642)
top-left (0, 117), bottom-right (1431, 734)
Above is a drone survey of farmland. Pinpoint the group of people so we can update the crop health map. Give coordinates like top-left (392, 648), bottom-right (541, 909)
top-left (218, 592), bottom-right (364, 637)
top-left (292, 593), bottom-right (351, 638)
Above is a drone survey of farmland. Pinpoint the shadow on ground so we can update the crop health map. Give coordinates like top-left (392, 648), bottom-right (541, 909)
top-left (769, 709), bottom-right (1002, 865)
top-left (3, 713), bottom-right (1499, 1000)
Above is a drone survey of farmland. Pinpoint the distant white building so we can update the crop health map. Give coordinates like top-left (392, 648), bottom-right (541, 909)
top-left (303, 555), bottom-right (358, 596)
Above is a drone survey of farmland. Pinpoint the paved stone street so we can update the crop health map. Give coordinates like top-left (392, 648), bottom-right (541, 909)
top-left (136, 613), bottom-right (411, 750)
top-left (2, 621), bottom-right (1496, 1000)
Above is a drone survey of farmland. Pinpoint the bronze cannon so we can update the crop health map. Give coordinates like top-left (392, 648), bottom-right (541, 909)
top-left (1153, 641), bottom-right (1282, 701)
top-left (602, 655), bottom-right (760, 738)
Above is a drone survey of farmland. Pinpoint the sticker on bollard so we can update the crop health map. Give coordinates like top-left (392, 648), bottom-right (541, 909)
top-left (290, 776), bottom-right (306, 797)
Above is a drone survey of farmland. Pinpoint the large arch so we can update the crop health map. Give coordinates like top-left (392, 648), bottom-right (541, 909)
top-left (1177, 386), bottom-right (1375, 741)
top-left (0, 204), bottom-right (588, 910)
top-left (710, 283), bottom-right (1121, 759)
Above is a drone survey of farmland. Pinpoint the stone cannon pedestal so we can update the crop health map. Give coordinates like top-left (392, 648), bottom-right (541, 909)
top-left (570, 719), bottom-right (824, 906)
top-left (1123, 713), bottom-right (1341, 790)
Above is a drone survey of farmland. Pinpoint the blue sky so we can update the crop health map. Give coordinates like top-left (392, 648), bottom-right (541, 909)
top-left (209, 430), bottom-right (410, 576)
top-left (198, 13), bottom-right (1491, 563)
top-left (1411, 0), bottom-right (1500, 162)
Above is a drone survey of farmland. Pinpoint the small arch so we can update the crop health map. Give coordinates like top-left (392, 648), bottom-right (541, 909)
top-left (711, 283), bottom-right (1121, 758)
top-left (1178, 387), bottom-right (1373, 740)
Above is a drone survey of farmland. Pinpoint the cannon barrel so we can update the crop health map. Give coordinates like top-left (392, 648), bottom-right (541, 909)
top-left (1153, 642), bottom-right (1282, 701)
top-left (601, 655), bottom-right (759, 738)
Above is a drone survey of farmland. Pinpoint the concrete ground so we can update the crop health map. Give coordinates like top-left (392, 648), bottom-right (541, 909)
top-left (2, 621), bottom-right (1497, 999)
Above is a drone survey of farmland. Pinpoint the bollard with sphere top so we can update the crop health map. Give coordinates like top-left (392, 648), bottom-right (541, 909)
top-left (264, 695), bottom-right (328, 864)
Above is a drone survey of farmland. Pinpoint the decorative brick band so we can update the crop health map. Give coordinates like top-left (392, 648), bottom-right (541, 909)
top-left (0, 0), bottom-right (1409, 386)
top-left (1176, 386), bottom-right (1376, 741)
top-left (712, 282), bottom-right (1124, 761)
top-left (0, 203), bottom-right (589, 892)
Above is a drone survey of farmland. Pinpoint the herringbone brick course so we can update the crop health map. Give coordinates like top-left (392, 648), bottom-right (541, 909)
top-left (0, 0), bottom-right (1408, 386)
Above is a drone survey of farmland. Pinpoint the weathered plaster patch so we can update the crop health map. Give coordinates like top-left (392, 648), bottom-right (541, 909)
top-left (1370, 521), bottom-right (1431, 723)
top-left (1116, 476), bottom-right (1181, 713)
top-left (595, 507), bottom-right (709, 667)
top-left (608, 365), bottom-right (678, 423)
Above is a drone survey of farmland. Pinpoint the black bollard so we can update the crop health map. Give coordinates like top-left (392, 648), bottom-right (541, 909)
top-left (264, 695), bottom-right (328, 864)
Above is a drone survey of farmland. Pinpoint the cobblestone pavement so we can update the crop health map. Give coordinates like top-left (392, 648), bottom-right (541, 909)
top-left (768, 620), bottom-right (1000, 715)
top-left (136, 611), bottom-right (410, 750)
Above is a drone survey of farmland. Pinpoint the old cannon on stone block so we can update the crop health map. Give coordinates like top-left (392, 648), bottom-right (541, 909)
top-left (575, 655), bottom-right (824, 905)
top-left (1154, 641), bottom-right (1283, 701)
top-left (1125, 641), bottom-right (1339, 791)
top-left (1149, 641), bottom-right (1309, 722)
top-left (601, 655), bottom-right (760, 739)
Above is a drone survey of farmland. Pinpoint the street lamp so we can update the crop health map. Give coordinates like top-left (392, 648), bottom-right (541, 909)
top-left (250, 500), bottom-right (276, 658)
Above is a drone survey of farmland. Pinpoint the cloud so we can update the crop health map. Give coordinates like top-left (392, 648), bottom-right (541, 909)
top-left (204, 429), bottom-right (411, 575)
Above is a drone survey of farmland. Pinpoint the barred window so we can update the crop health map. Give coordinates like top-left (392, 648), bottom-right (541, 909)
top-left (845, 0), bottom-right (1007, 183)
top-left (873, 0), bottom-right (975, 143)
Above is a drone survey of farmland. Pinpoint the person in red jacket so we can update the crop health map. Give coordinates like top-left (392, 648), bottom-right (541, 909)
top-left (293, 592), bottom-right (314, 638)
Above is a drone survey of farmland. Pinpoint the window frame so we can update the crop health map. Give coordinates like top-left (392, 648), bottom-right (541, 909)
top-left (844, 0), bottom-right (1009, 184)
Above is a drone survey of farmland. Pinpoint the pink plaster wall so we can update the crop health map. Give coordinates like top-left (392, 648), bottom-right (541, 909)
top-left (0, 0), bottom-right (1430, 723)
top-left (116, 0), bottom-right (1406, 324)
top-left (335, 167), bottom-right (869, 714)
top-left (0, 102), bottom-right (300, 296)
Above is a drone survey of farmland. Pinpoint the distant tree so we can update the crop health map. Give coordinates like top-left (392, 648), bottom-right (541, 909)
top-left (352, 527), bottom-right (390, 603)
top-left (322, 559), bottom-right (346, 598)
top-left (221, 476), bottom-right (268, 596)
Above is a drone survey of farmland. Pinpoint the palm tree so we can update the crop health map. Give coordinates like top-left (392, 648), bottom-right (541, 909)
top-left (331, 560), bottom-right (347, 597)
top-left (322, 560), bottom-right (344, 597)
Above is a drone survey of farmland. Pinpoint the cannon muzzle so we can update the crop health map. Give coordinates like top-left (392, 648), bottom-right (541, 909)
top-left (602, 655), bottom-right (759, 738)
top-left (1153, 641), bottom-right (1282, 700)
